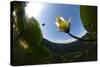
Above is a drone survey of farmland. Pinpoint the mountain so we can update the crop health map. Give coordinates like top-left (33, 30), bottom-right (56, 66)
top-left (42, 37), bottom-right (84, 55)
top-left (42, 33), bottom-right (97, 61)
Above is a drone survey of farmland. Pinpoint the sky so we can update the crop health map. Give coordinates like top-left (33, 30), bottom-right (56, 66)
top-left (25, 2), bottom-right (87, 44)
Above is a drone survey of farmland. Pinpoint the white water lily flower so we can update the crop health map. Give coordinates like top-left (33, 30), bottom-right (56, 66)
top-left (55, 16), bottom-right (71, 32)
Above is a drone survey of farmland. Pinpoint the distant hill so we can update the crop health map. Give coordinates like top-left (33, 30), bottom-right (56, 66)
top-left (42, 33), bottom-right (97, 59)
top-left (42, 36), bottom-right (84, 55)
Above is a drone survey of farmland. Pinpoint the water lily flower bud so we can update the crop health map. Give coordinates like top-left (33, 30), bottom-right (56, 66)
top-left (55, 16), bottom-right (71, 33)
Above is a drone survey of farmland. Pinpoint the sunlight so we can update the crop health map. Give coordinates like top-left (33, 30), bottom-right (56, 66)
top-left (19, 40), bottom-right (29, 49)
top-left (25, 2), bottom-right (44, 18)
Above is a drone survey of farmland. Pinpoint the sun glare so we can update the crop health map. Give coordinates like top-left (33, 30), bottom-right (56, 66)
top-left (25, 2), bottom-right (44, 18)
top-left (19, 40), bottom-right (29, 49)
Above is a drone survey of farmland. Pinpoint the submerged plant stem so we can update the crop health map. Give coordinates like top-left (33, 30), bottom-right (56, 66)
top-left (67, 32), bottom-right (97, 41)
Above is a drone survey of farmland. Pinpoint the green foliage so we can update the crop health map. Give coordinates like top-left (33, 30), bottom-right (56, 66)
top-left (12, 1), bottom-right (53, 64)
top-left (15, 15), bottom-right (52, 64)
top-left (22, 17), bottom-right (43, 45)
top-left (29, 45), bottom-right (52, 64)
top-left (80, 5), bottom-right (97, 33)
top-left (12, 1), bottom-right (42, 45)
top-left (47, 54), bottom-right (63, 63)
top-left (19, 41), bottom-right (53, 64)
top-left (62, 52), bottom-right (82, 62)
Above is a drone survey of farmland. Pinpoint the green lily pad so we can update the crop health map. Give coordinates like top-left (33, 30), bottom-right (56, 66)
top-left (80, 5), bottom-right (97, 33)
top-left (22, 17), bottom-right (43, 45)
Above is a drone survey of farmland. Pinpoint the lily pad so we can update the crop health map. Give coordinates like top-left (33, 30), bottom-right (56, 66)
top-left (22, 17), bottom-right (43, 45)
top-left (80, 5), bottom-right (97, 33)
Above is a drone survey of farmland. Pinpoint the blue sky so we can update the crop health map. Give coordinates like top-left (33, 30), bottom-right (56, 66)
top-left (25, 2), bottom-right (87, 43)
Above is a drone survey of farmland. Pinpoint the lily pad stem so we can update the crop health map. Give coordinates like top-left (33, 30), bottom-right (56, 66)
top-left (67, 32), bottom-right (97, 41)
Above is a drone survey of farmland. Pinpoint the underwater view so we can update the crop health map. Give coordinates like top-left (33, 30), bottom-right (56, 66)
top-left (11, 1), bottom-right (97, 66)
